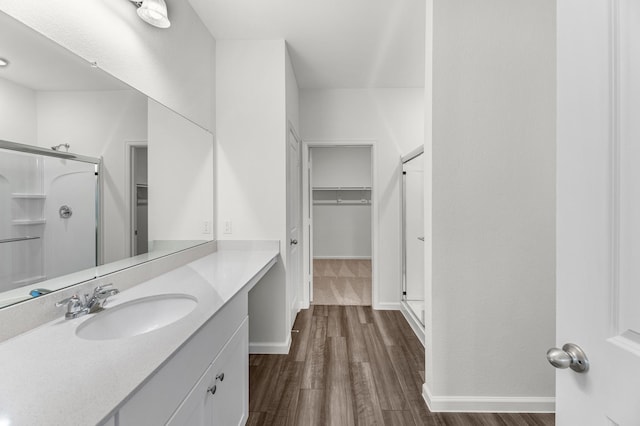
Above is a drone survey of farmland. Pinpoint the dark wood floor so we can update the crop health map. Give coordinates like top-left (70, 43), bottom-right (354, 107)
top-left (248, 305), bottom-right (555, 426)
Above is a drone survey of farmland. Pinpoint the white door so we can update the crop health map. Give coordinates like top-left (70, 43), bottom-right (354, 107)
top-left (555, 0), bottom-right (640, 424)
top-left (287, 127), bottom-right (301, 328)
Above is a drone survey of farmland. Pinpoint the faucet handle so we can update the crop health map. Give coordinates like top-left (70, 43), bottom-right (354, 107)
top-left (93, 283), bottom-right (113, 293)
top-left (55, 294), bottom-right (81, 308)
top-left (55, 294), bottom-right (89, 319)
top-left (94, 283), bottom-right (119, 299)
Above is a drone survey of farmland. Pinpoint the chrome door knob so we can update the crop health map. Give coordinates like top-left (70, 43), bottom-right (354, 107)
top-left (546, 343), bottom-right (589, 373)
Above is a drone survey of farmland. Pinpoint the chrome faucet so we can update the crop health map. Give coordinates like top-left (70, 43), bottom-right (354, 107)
top-left (55, 284), bottom-right (120, 320)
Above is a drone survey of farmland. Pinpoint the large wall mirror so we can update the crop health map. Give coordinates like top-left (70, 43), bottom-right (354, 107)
top-left (0, 11), bottom-right (214, 308)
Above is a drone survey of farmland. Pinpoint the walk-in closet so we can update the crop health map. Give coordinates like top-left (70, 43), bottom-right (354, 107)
top-left (310, 146), bottom-right (372, 305)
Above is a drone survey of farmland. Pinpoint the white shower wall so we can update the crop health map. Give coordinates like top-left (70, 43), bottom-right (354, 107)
top-left (42, 158), bottom-right (97, 280)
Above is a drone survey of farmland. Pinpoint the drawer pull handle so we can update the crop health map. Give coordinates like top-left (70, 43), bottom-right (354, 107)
top-left (207, 385), bottom-right (217, 395)
top-left (216, 373), bottom-right (225, 382)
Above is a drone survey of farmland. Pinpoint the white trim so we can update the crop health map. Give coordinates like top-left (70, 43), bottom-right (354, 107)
top-left (297, 300), bottom-right (310, 310)
top-left (401, 145), bottom-right (425, 163)
top-left (400, 301), bottom-right (425, 346)
top-left (302, 139), bottom-right (378, 309)
top-left (249, 335), bottom-right (292, 355)
top-left (422, 384), bottom-right (555, 413)
top-left (312, 256), bottom-right (372, 260)
top-left (374, 302), bottom-right (400, 311)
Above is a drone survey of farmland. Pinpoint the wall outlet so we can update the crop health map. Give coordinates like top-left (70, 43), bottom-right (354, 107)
top-left (203, 221), bottom-right (211, 234)
top-left (224, 221), bottom-right (232, 235)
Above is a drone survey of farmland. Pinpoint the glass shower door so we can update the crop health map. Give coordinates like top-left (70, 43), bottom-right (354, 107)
top-left (0, 146), bottom-right (98, 300)
top-left (402, 152), bottom-right (425, 325)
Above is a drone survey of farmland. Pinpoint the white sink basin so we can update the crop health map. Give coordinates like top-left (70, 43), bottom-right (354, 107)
top-left (76, 294), bottom-right (198, 340)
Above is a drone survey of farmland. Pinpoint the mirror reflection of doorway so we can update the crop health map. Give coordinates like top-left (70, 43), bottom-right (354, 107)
top-left (130, 145), bottom-right (148, 256)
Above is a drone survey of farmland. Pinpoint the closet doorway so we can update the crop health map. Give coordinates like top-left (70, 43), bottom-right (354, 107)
top-left (303, 144), bottom-right (374, 306)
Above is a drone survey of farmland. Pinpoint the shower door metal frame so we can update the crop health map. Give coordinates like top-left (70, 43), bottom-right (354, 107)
top-left (0, 139), bottom-right (103, 267)
top-left (401, 146), bottom-right (424, 314)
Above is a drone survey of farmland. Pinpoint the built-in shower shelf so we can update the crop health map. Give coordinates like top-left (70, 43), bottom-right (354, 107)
top-left (11, 193), bottom-right (46, 199)
top-left (12, 219), bottom-right (46, 225)
top-left (13, 275), bottom-right (47, 287)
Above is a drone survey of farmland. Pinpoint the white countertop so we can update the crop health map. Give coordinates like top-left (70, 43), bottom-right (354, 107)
top-left (0, 242), bottom-right (278, 426)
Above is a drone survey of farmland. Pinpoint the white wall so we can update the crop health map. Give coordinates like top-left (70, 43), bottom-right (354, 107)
top-left (216, 40), bottom-right (289, 350)
top-left (36, 90), bottom-right (147, 264)
top-left (0, 78), bottom-right (37, 144)
top-left (147, 99), bottom-right (214, 242)
top-left (285, 48), bottom-right (300, 133)
top-left (0, 0), bottom-right (216, 131)
top-left (300, 89), bottom-right (424, 308)
top-left (426, 0), bottom-right (556, 411)
top-left (312, 147), bottom-right (372, 259)
top-left (311, 147), bottom-right (371, 188)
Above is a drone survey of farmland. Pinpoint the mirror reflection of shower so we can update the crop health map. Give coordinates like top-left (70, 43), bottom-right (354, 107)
top-left (0, 141), bottom-right (100, 303)
top-left (51, 143), bottom-right (70, 152)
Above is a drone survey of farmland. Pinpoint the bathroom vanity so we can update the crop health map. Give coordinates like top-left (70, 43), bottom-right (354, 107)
top-left (0, 241), bottom-right (278, 425)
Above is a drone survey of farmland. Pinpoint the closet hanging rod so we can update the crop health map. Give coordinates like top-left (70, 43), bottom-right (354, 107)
top-left (313, 200), bottom-right (371, 206)
top-left (0, 236), bottom-right (40, 244)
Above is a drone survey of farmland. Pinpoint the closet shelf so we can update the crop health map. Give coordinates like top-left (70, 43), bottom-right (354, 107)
top-left (12, 219), bottom-right (46, 225)
top-left (11, 193), bottom-right (46, 199)
top-left (313, 200), bottom-right (371, 206)
top-left (312, 186), bottom-right (371, 191)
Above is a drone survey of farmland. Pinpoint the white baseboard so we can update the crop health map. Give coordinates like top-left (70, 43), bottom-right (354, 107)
top-left (374, 302), bottom-right (401, 310)
top-left (298, 300), bottom-right (310, 310)
top-left (313, 256), bottom-right (372, 260)
top-left (422, 384), bottom-right (555, 413)
top-left (399, 302), bottom-right (425, 347)
top-left (249, 335), bottom-right (291, 355)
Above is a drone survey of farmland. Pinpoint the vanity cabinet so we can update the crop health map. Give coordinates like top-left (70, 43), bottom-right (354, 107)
top-left (167, 318), bottom-right (248, 426)
top-left (117, 290), bottom-right (249, 426)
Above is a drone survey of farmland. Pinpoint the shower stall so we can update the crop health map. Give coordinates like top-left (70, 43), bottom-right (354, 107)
top-left (401, 148), bottom-right (425, 344)
top-left (0, 140), bottom-right (100, 302)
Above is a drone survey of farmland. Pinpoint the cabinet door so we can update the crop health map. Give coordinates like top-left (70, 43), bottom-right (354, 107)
top-left (166, 363), bottom-right (214, 426)
top-left (167, 317), bottom-right (248, 426)
top-left (211, 318), bottom-right (248, 426)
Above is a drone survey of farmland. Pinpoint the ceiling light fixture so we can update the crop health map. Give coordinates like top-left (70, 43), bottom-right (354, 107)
top-left (0, 58), bottom-right (9, 68)
top-left (129, 0), bottom-right (171, 29)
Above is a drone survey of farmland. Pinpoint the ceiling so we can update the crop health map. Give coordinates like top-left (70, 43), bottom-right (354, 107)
top-left (188, 0), bottom-right (426, 89)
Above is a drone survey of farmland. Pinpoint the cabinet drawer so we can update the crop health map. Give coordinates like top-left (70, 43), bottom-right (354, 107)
top-left (167, 318), bottom-right (248, 426)
top-left (118, 292), bottom-right (247, 426)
